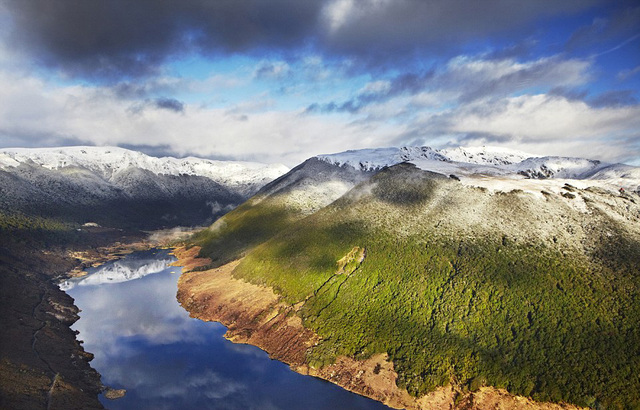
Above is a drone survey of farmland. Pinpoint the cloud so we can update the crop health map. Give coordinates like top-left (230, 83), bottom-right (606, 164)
top-left (2, 0), bottom-right (604, 79)
top-left (447, 94), bottom-right (640, 140)
top-left (618, 65), bottom-right (640, 81)
top-left (2, 0), bottom-right (324, 79)
top-left (309, 54), bottom-right (591, 114)
top-left (0, 70), bottom-right (398, 166)
top-left (589, 90), bottom-right (638, 108)
top-left (428, 94), bottom-right (640, 162)
top-left (447, 56), bottom-right (591, 102)
top-left (2, 48), bottom-right (638, 167)
top-left (565, 5), bottom-right (640, 53)
top-left (318, 0), bottom-right (602, 62)
top-left (154, 97), bottom-right (185, 112)
top-left (254, 61), bottom-right (291, 80)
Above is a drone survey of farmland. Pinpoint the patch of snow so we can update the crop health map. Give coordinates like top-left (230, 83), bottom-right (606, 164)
top-left (440, 146), bottom-right (537, 166)
top-left (281, 180), bottom-right (354, 214)
top-left (317, 145), bottom-right (536, 171)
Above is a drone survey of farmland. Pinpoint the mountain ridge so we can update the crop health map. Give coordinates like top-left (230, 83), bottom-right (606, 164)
top-left (0, 146), bottom-right (289, 197)
top-left (0, 146), bottom-right (289, 229)
top-left (185, 149), bottom-right (640, 409)
top-left (316, 146), bottom-right (640, 191)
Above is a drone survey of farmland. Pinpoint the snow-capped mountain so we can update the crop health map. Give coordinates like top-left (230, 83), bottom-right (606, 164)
top-left (0, 146), bottom-right (288, 197)
top-left (317, 146), bottom-right (640, 190)
top-left (0, 146), bottom-right (289, 229)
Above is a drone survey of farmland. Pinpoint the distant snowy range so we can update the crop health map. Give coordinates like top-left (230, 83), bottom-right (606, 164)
top-left (1, 145), bottom-right (638, 229)
top-left (0, 146), bottom-right (288, 228)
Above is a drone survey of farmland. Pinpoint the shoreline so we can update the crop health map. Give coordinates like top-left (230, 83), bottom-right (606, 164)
top-left (173, 246), bottom-right (584, 410)
top-left (0, 226), bottom-right (199, 409)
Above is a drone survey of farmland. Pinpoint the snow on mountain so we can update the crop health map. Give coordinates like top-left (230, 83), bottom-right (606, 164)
top-left (0, 146), bottom-right (290, 228)
top-left (317, 146), bottom-right (446, 171)
top-left (0, 146), bottom-right (289, 196)
top-left (440, 146), bottom-right (537, 166)
top-left (317, 146), bottom-right (640, 191)
top-left (317, 146), bottom-right (537, 171)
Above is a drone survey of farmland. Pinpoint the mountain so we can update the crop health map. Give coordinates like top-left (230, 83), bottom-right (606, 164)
top-left (0, 146), bottom-right (288, 229)
top-left (184, 146), bottom-right (640, 409)
top-left (317, 145), bottom-right (640, 190)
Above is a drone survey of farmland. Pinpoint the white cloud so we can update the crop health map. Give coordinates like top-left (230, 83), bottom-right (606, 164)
top-left (0, 51), bottom-right (638, 167)
top-left (0, 70), bottom-right (399, 165)
top-left (442, 55), bottom-right (591, 100)
top-left (450, 94), bottom-right (640, 141)
top-left (429, 94), bottom-right (640, 162)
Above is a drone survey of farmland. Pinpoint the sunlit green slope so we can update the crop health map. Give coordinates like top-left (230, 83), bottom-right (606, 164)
top-left (194, 163), bottom-right (640, 409)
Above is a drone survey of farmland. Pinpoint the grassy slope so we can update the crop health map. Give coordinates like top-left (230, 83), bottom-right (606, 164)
top-left (196, 164), bottom-right (640, 409)
top-left (189, 197), bottom-right (301, 268)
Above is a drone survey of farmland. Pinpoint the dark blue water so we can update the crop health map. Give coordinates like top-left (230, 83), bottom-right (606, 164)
top-left (66, 249), bottom-right (390, 410)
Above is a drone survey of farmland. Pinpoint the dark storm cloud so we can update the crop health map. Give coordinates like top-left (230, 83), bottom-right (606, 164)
top-left (154, 97), bottom-right (185, 112)
top-left (565, 5), bottom-right (640, 53)
top-left (3, 0), bottom-right (324, 80)
top-left (321, 0), bottom-right (602, 61)
top-left (3, 0), bottom-right (603, 80)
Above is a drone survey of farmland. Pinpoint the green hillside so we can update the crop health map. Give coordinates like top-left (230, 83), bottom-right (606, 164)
top-left (194, 164), bottom-right (640, 409)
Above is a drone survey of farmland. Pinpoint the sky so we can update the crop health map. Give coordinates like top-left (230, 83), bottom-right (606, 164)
top-left (0, 0), bottom-right (639, 166)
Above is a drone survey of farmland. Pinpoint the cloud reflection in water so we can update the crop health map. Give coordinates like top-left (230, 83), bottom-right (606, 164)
top-left (68, 249), bottom-right (390, 410)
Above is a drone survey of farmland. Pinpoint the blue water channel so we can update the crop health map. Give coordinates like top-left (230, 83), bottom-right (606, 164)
top-left (65, 249), bottom-right (390, 410)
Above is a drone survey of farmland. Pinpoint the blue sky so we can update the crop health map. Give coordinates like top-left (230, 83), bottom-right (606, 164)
top-left (0, 0), bottom-right (638, 166)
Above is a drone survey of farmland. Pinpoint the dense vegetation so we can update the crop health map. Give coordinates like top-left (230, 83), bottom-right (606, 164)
top-left (190, 197), bottom-right (301, 268)
top-left (195, 164), bottom-right (640, 409)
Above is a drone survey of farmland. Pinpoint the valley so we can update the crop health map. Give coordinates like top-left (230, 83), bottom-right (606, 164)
top-left (0, 147), bottom-right (288, 409)
top-left (1, 145), bottom-right (639, 409)
top-left (3, 3), bottom-right (639, 409)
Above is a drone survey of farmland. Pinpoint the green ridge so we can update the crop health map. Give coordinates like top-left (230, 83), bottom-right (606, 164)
top-left (195, 165), bottom-right (640, 409)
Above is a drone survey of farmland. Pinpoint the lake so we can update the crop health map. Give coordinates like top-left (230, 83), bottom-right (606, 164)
top-left (64, 249), bottom-right (391, 410)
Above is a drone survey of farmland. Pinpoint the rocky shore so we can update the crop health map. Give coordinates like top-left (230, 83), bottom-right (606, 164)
top-left (174, 246), bottom-right (584, 410)
top-left (0, 226), bottom-right (196, 409)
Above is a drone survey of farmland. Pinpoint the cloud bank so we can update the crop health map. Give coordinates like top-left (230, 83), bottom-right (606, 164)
top-left (0, 0), bottom-right (638, 166)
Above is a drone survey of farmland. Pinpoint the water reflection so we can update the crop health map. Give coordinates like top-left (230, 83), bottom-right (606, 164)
top-left (60, 251), bottom-right (174, 290)
top-left (67, 249), bottom-right (390, 410)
